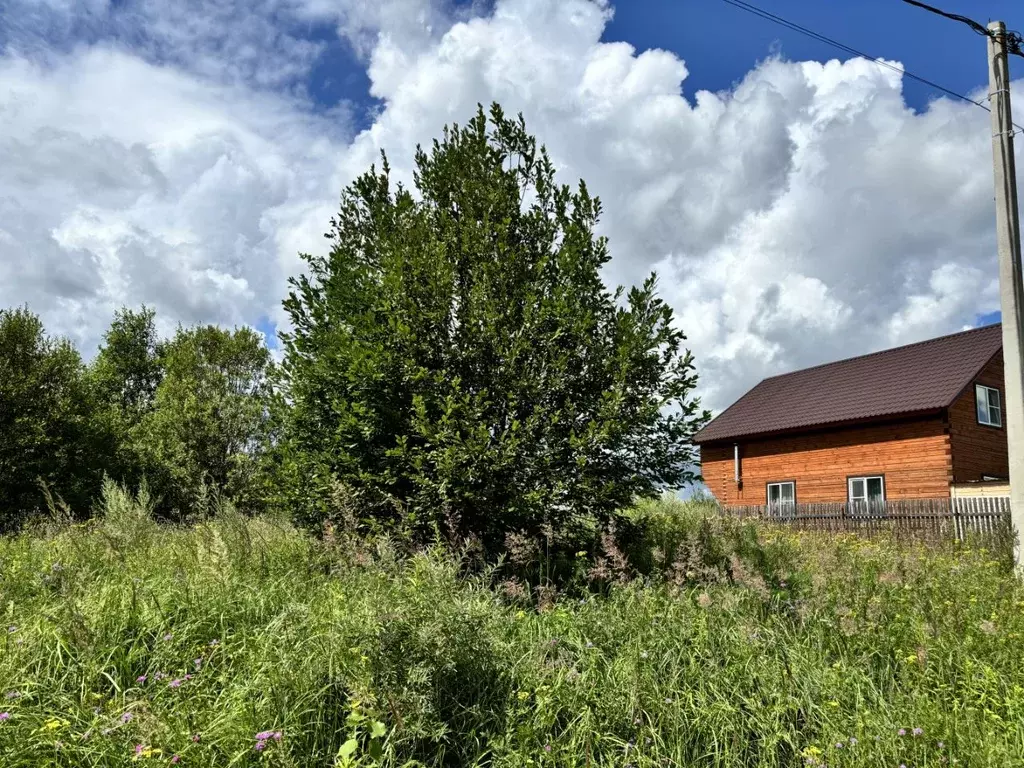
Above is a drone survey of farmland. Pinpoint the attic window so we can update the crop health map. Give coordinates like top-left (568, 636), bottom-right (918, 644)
top-left (976, 384), bottom-right (1002, 427)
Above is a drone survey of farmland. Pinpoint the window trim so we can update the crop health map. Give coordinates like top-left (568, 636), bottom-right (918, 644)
top-left (975, 383), bottom-right (1003, 428)
top-left (847, 474), bottom-right (886, 507)
top-left (766, 480), bottom-right (797, 514)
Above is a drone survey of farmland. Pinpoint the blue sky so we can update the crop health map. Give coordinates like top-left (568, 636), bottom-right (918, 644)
top-left (0, 0), bottom-right (1020, 410)
top-left (290, 1), bottom-right (1024, 125)
top-left (607, 1), bottom-right (1024, 112)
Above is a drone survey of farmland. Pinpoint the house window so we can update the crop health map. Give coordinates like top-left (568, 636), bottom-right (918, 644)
top-left (848, 475), bottom-right (885, 508)
top-left (976, 384), bottom-right (1002, 427)
top-left (767, 481), bottom-right (795, 514)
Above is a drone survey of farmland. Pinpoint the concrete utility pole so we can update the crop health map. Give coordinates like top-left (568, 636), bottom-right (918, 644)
top-left (988, 21), bottom-right (1024, 566)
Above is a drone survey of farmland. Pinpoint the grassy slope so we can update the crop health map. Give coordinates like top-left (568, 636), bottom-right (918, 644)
top-left (1, 489), bottom-right (1023, 767)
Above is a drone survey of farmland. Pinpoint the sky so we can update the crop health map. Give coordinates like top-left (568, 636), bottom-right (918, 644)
top-left (2, 0), bottom-right (1024, 414)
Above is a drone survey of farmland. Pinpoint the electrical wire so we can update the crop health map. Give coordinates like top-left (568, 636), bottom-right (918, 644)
top-left (901, 0), bottom-right (1024, 58)
top-left (719, 0), bottom-right (992, 110)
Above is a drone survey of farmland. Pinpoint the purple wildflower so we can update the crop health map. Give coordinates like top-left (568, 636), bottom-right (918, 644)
top-left (544, 744), bottom-right (551, 753)
top-left (168, 679), bottom-right (182, 688)
top-left (154, 672), bottom-right (166, 681)
top-left (835, 742), bottom-right (844, 749)
top-left (194, 658), bottom-right (202, 670)
top-left (183, 674), bottom-right (192, 681)
top-left (273, 732), bottom-right (282, 742)
top-left (255, 730), bottom-right (275, 741)
top-left (171, 757), bottom-right (181, 764)
top-left (134, 744), bottom-right (144, 756)
top-left (121, 712), bottom-right (133, 723)
top-left (0, 712), bottom-right (10, 721)
top-left (254, 740), bottom-right (267, 752)
top-left (136, 675), bottom-right (147, 684)
top-left (913, 727), bottom-right (923, 737)
top-left (898, 728), bottom-right (906, 736)
top-left (191, 734), bottom-right (201, 743)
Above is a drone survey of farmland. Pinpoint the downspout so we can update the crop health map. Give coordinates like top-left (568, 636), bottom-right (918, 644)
top-left (734, 443), bottom-right (742, 492)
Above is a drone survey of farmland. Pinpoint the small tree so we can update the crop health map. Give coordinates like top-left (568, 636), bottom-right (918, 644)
top-left (0, 308), bottom-right (106, 523)
top-left (134, 325), bottom-right (272, 516)
top-left (88, 306), bottom-right (164, 489)
top-left (280, 104), bottom-right (709, 546)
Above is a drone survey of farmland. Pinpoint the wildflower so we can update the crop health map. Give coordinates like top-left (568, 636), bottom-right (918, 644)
top-left (938, 741), bottom-right (945, 749)
top-left (849, 737), bottom-right (858, 746)
top-left (183, 674), bottom-right (192, 681)
top-left (254, 740), bottom-right (267, 752)
top-left (585, 641), bottom-right (594, 649)
top-left (663, 697), bottom-right (673, 704)
top-left (640, 651), bottom-right (648, 659)
top-left (697, 592), bottom-right (713, 608)
top-left (5, 691), bottom-right (19, 699)
top-left (191, 734), bottom-right (201, 743)
top-left (137, 675), bottom-right (147, 684)
top-left (273, 731), bottom-right (282, 741)
top-left (835, 742), bottom-right (843, 749)
top-left (171, 757), bottom-right (180, 764)
top-left (168, 679), bottom-right (182, 689)
top-left (163, 633), bottom-right (173, 641)
top-left (135, 745), bottom-right (144, 756)
top-left (7, 625), bottom-right (16, 633)
top-left (898, 729), bottom-right (906, 736)
top-left (255, 731), bottom-right (276, 741)
top-left (913, 727), bottom-right (923, 737)
top-left (154, 672), bottom-right (166, 681)
top-left (0, 712), bottom-right (9, 721)
top-left (121, 712), bottom-right (133, 723)
top-left (194, 658), bottom-right (202, 670)
top-left (544, 744), bottom-right (551, 753)
top-left (208, 639), bottom-right (219, 647)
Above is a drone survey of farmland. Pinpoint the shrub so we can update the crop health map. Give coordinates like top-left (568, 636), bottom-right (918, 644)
top-left (278, 104), bottom-right (709, 549)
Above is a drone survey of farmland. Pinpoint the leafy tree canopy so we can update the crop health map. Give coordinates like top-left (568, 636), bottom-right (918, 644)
top-left (280, 104), bottom-right (709, 546)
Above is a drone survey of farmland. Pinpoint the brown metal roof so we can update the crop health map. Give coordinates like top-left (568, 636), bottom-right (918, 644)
top-left (694, 323), bottom-right (1003, 444)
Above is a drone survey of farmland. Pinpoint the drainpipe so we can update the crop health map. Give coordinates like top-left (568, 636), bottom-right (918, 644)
top-left (734, 443), bottom-right (742, 489)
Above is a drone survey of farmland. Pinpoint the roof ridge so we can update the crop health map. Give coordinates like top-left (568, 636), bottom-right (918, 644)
top-left (761, 322), bottom-right (1001, 382)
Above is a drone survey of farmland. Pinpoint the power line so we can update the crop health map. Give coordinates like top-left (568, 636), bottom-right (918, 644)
top-left (719, 0), bottom-right (993, 111)
top-left (902, 0), bottom-right (1024, 58)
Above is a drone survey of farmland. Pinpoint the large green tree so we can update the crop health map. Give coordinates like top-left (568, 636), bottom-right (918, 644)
top-left (280, 105), bottom-right (710, 545)
top-left (0, 308), bottom-right (108, 524)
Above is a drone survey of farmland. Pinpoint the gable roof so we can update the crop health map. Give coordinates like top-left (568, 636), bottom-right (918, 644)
top-left (694, 323), bottom-right (1003, 444)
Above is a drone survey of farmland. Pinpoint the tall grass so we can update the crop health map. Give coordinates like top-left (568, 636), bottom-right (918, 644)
top-left (1, 486), bottom-right (1023, 766)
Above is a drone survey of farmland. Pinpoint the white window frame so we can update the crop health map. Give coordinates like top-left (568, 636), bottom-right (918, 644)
top-left (766, 481), bottom-right (796, 516)
top-left (976, 384), bottom-right (1002, 428)
top-left (848, 475), bottom-right (885, 509)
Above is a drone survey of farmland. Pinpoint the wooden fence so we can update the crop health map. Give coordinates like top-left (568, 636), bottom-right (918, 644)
top-left (723, 496), bottom-right (1010, 544)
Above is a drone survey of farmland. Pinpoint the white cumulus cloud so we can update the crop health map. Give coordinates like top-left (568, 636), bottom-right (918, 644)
top-left (0, 0), bottom-right (1015, 413)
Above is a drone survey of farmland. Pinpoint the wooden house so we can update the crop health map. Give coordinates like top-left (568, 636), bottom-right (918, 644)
top-left (695, 324), bottom-right (1008, 509)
